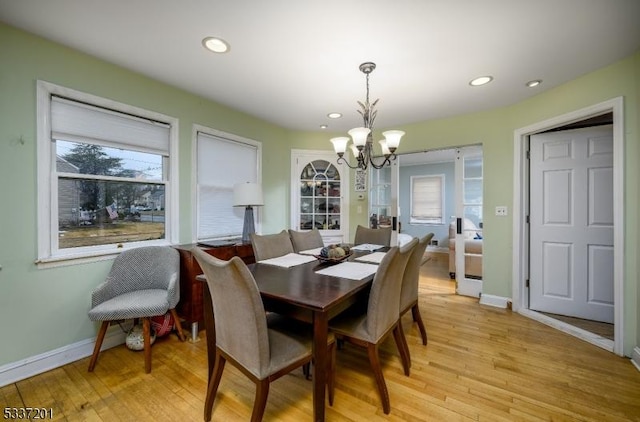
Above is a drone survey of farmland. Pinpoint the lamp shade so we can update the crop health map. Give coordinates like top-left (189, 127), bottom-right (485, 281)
top-left (330, 137), bottom-right (349, 154)
top-left (233, 182), bottom-right (264, 207)
top-left (382, 130), bottom-right (404, 150)
top-left (348, 127), bottom-right (370, 148)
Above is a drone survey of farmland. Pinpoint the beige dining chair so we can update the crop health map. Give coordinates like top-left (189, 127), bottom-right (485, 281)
top-left (250, 230), bottom-right (295, 261)
top-left (354, 224), bottom-right (392, 246)
top-left (192, 248), bottom-right (335, 421)
top-left (329, 238), bottom-right (417, 414)
top-left (288, 229), bottom-right (324, 253)
top-left (400, 233), bottom-right (433, 350)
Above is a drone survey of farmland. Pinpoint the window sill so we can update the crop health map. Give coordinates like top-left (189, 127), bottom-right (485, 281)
top-left (35, 240), bottom-right (172, 269)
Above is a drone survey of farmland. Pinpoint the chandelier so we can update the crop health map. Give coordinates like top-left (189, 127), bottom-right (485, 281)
top-left (330, 62), bottom-right (404, 170)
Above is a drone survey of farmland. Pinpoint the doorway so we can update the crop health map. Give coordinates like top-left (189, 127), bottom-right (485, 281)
top-left (513, 98), bottom-right (624, 355)
top-left (376, 145), bottom-right (483, 298)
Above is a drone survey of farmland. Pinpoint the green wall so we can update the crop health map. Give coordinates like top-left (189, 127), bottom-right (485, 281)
top-left (1, 20), bottom-right (638, 369)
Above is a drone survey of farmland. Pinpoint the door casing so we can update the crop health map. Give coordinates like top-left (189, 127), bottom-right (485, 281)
top-left (512, 97), bottom-right (624, 356)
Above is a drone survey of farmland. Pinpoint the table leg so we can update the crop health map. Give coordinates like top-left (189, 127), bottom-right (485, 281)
top-left (312, 312), bottom-right (329, 422)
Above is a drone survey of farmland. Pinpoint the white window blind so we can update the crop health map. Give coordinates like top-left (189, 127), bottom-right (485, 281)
top-left (411, 175), bottom-right (444, 223)
top-left (197, 132), bottom-right (259, 240)
top-left (51, 96), bottom-right (170, 155)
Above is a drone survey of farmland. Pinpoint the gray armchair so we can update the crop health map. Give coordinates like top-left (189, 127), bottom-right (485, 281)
top-left (192, 248), bottom-right (335, 421)
top-left (329, 238), bottom-right (417, 414)
top-left (250, 230), bottom-right (294, 261)
top-left (87, 246), bottom-right (186, 373)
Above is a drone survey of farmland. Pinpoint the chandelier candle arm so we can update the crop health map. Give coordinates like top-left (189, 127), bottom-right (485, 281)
top-left (329, 61), bottom-right (405, 170)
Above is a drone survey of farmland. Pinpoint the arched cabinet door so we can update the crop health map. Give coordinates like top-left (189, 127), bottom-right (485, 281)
top-left (291, 150), bottom-right (349, 245)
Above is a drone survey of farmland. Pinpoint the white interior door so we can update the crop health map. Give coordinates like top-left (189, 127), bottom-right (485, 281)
top-left (529, 125), bottom-right (614, 323)
top-left (454, 147), bottom-right (483, 297)
top-left (368, 161), bottom-right (399, 245)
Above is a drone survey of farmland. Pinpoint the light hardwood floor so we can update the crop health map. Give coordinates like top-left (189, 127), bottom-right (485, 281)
top-left (2, 252), bottom-right (640, 421)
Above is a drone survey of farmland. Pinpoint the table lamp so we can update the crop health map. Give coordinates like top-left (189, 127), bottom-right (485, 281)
top-left (233, 182), bottom-right (264, 243)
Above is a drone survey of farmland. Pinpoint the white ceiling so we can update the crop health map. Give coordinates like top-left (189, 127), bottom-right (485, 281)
top-left (1, 0), bottom-right (639, 133)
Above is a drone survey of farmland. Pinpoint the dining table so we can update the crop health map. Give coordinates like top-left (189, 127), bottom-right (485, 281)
top-left (199, 249), bottom-right (382, 422)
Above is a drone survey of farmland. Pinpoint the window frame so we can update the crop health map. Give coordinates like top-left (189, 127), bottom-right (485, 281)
top-left (36, 81), bottom-right (179, 268)
top-left (409, 174), bottom-right (445, 225)
top-left (191, 124), bottom-right (262, 243)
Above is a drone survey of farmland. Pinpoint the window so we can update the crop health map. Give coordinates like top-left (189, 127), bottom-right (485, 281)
top-left (410, 174), bottom-right (444, 224)
top-left (195, 127), bottom-right (261, 241)
top-left (37, 81), bottom-right (178, 266)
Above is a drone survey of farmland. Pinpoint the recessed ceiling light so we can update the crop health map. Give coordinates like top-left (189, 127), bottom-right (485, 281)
top-left (327, 112), bottom-right (342, 119)
top-left (320, 124), bottom-right (328, 129)
top-left (202, 37), bottom-right (230, 53)
top-left (526, 79), bottom-right (542, 88)
top-left (469, 76), bottom-right (493, 86)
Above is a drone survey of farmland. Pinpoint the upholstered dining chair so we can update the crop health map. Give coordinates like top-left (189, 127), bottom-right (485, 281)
top-left (329, 238), bottom-right (417, 414)
top-left (87, 246), bottom-right (186, 374)
top-left (288, 228), bottom-right (324, 253)
top-left (400, 233), bottom-right (433, 349)
top-left (192, 248), bottom-right (335, 421)
top-left (250, 230), bottom-right (295, 261)
top-left (354, 224), bottom-right (392, 246)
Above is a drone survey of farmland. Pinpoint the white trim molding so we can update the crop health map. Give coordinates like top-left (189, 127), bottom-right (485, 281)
top-left (512, 97), bottom-right (625, 356)
top-left (479, 293), bottom-right (510, 309)
top-left (0, 326), bottom-right (126, 388)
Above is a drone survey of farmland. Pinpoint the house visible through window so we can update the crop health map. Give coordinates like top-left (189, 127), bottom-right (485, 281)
top-left (410, 174), bottom-right (444, 224)
top-left (195, 128), bottom-right (261, 241)
top-left (37, 81), bottom-right (178, 265)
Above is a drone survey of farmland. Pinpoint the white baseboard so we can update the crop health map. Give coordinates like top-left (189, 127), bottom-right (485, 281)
top-left (479, 294), bottom-right (511, 309)
top-left (0, 325), bottom-right (127, 387)
top-left (631, 347), bottom-right (640, 372)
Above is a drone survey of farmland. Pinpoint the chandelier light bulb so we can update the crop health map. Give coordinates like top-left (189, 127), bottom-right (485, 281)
top-left (330, 137), bottom-right (349, 155)
top-left (350, 144), bottom-right (360, 158)
top-left (382, 130), bottom-right (404, 150)
top-left (348, 127), bottom-right (370, 149)
top-left (379, 140), bottom-right (391, 156)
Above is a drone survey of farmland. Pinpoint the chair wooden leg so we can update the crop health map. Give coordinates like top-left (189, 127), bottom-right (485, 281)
top-left (366, 343), bottom-right (391, 414)
top-left (204, 352), bottom-right (226, 422)
top-left (88, 321), bottom-right (110, 372)
top-left (412, 304), bottom-right (428, 345)
top-left (169, 308), bottom-right (186, 342)
top-left (328, 340), bottom-right (336, 406)
top-left (393, 323), bottom-right (411, 376)
top-left (302, 362), bottom-right (311, 380)
top-left (142, 318), bottom-right (152, 373)
top-left (251, 379), bottom-right (270, 422)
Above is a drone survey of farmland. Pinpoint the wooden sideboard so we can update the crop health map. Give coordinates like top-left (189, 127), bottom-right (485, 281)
top-left (173, 242), bottom-right (255, 340)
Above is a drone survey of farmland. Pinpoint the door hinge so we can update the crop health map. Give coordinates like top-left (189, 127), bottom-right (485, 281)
top-left (526, 215), bottom-right (530, 224)
top-left (526, 150), bottom-right (530, 159)
top-left (525, 279), bottom-right (530, 288)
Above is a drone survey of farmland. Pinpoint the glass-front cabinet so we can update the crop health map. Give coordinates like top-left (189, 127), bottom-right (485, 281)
top-left (291, 151), bottom-right (348, 245)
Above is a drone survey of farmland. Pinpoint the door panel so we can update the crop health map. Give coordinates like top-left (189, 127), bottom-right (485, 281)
top-left (455, 147), bottom-right (483, 298)
top-left (529, 126), bottom-right (613, 323)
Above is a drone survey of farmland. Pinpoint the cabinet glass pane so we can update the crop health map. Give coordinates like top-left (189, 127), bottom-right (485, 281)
top-left (297, 159), bottom-right (342, 233)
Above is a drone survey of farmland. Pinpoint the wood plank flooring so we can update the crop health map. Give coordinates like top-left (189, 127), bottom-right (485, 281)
top-left (2, 252), bottom-right (639, 421)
